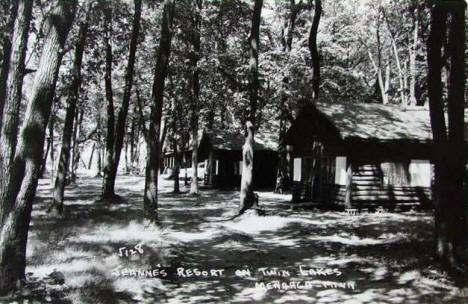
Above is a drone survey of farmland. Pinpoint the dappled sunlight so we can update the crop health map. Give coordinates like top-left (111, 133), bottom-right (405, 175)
top-left (24, 175), bottom-right (468, 303)
top-left (169, 230), bottom-right (221, 242)
top-left (307, 233), bottom-right (409, 246)
top-left (68, 220), bottom-right (166, 243)
top-left (222, 215), bottom-right (293, 234)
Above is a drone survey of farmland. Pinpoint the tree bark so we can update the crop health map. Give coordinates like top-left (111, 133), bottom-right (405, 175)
top-left (0, 0), bottom-right (76, 294)
top-left (308, 0), bottom-right (321, 99)
top-left (102, 2), bottom-right (116, 198)
top-left (88, 143), bottom-right (95, 170)
top-left (50, 4), bottom-right (90, 215)
top-left (102, 0), bottom-right (142, 197)
top-left (49, 111), bottom-right (55, 184)
top-left (0, 0), bottom-right (33, 225)
top-left (239, 0), bottom-right (262, 214)
top-left (70, 108), bottom-right (83, 183)
top-left (444, 2), bottom-right (466, 263)
top-left (428, 0), bottom-right (466, 268)
top-left (172, 139), bottom-right (180, 193)
top-left (39, 133), bottom-right (51, 178)
top-left (276, 0), bottom-right (303, 191)
top-left (409, 3), bottom-right (419, 105)
top-left (427, 0), bottom-right (466, 268)
top-left (144, 0), bottom-right (175, 222)
top-left (0, 1), bottom-right (19, 131)
top-left (189, 0), bottom-right (202, 195)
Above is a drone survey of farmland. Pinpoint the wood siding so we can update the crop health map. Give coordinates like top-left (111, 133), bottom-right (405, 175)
top-left (292, 161), bottom-right (433, 210)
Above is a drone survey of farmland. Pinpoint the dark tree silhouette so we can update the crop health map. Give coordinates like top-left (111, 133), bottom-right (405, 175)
top-left (239, 0), bottom-right (262, 214)
top-left (50, 2), bottom-right (93, 215)
top-left (0, 0), bottom-right (33, 224)
top-left (308, 0), bottom-right (321, 99)
top-left (102, 0), bottom-right (142, 199)
top-left (427, 0), bottom-right (466, 269)
top-left (144, 0), bottom-right (175, 222)
top-left (0, 0), bottom-right (76, 293)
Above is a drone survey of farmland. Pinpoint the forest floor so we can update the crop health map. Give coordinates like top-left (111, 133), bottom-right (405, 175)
top-left (11, 174), bottom-right (468, 303)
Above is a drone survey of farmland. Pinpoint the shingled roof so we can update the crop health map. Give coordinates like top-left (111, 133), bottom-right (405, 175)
top-left (313, 102), bottom-right (468, 141)
top-left (202, 129), bottom-right (278, 151)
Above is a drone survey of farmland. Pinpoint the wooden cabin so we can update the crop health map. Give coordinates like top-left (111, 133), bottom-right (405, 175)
top-left (198, 129), bottom-right (278, 188)
top-left (161, 131), bottom-right (204, 173)
top-left (284, 101), bottom-right (455, 210)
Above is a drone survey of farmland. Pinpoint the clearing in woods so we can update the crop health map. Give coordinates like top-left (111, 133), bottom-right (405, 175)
top-left (22, 174), bottom-right (468, 303)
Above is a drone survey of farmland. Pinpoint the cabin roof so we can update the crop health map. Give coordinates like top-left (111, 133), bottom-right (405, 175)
top-left (313, 102), bottom-right (468, 141)
top-left (203, 128), bottom-right (278, 151)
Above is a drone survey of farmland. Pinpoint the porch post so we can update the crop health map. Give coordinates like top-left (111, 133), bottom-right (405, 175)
top-left (207, 149), bottom-right (214, 185)
top-left (345, 160), bottom-right (353, 208)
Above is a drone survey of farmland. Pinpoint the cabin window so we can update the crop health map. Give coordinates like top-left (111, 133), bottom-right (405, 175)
top-left (215, 160), bottom-right (219, 175)
top-left (293, 158), bottom-right (301, 181)
top-left (409, 160), bottom-right (432, 187)
top-left (335, 157), bottom-right (347, 185)
top-left (237, 161), bottom-right (243, 175)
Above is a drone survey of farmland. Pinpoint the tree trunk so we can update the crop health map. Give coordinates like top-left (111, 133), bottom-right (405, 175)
top-left (308, 0), bottom-right (321, 99)
top-left (49, 110), bottom-right (55, 184)
top-left (239, 0), bottom-right (262, 214)
top-left (95, 114), bottom-right (103, 177)
top-left (444, 2), bottom-right (466, 264)
top-left (0, 0), bottom-right (33, 224)
top-left (173, 140), bottom-right (180, 193)
top-left (129, 110), bottom-right (136, 173)
top-left (428, 0), bottom-right (466, 268)
top-left (50, 6), bottom-right (90, 215)
top-left (70, 108), bottom-right (83, 183)
top-left (0, 0), bottom-right (76, 294)
top-left (276, 0), bottom-right (300, 192)
top-left (0, 1), bottom-right (19, 131)
top-left (88, 143), bottom-right (95, 170)
top-left (96, 143), bottom-right (102, 177)
top-left (409, 3), bottom-right (419, 105)
top-left (144, 0), bottom-right (174, 222)
top-left (239, 122), bottom-right (256, 213)
top-left (189, 0), bottom-right (202, 195)
top-left (39, 134), bottom-right (51, 178)
top-left (102, 2), bottom-right (116, 199)
top-left (159, 118), bottom-right (167, 173)
top-left (103, 0), bottom-right (142, 196)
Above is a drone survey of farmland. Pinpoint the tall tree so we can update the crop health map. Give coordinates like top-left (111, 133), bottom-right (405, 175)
top-left (0, 0), bottom-right (33, 225)
top-left (276, 0), bottom-right (308, 191)
top-left (101, 1), bottom-right (115, 198)
top-left (427, 0), bottom-right (466, 268)
top-left (102, 0), bottom-right (142, 199)
top-left (0, 1), bottom-right (19, 130)
top-left (0, 0), bottom-right (76, 293)
top-left (308, 0), bottom-right (321, 99)
top-left (144, 0), bottom-right (175, 222)
top-left (409, 1), bottom-right (420, 105)
top-left (189, 0), bottom-right (202, 196)
top-left (50, 2), bottom-right (92, 215)
top-left (239, 0), bottom-right (262, 214)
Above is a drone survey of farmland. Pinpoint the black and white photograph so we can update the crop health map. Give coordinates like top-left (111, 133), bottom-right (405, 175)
top-left (0, 0), bottom-right (466, 303)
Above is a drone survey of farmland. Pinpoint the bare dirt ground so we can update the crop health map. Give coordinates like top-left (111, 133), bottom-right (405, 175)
top-left (11, 174), bottom-right (468, 303)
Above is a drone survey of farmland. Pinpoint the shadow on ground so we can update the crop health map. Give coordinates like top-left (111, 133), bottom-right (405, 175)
top-left (14, 174), bottom-right (468, 304)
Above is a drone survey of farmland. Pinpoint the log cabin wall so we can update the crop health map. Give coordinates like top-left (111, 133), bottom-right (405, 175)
top-left (291, 149), bottom-right (433, 210)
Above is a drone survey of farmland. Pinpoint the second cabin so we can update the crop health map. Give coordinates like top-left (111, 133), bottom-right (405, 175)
top-left (198, 129), bottom-right (278, 189)
top-left (283, 101), bottom-right (463, 210)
